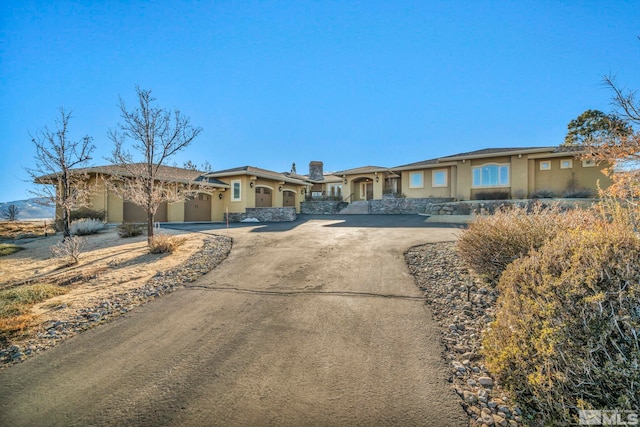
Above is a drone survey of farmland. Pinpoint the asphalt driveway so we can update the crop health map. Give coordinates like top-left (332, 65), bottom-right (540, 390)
top-left (0, 215), bottom-right (467, 426)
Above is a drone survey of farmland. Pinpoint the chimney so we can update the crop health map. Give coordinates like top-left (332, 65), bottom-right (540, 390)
top-left (309, 161), bottom-right (324, 181)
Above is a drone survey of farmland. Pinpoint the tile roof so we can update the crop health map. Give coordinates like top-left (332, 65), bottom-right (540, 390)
top-left (205, 166), bottom-right (308, 185)
top-left (332, 166), bottom-right (390, 175)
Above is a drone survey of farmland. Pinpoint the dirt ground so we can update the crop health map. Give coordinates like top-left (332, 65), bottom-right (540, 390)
top-left (0, 216), bottom-right (469, 426)
top-left (0, 224), bottom-right (210, 334)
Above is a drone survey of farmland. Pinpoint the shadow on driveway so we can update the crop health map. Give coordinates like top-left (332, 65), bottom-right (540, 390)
top-left (163, 214), bottom-right (467, 234)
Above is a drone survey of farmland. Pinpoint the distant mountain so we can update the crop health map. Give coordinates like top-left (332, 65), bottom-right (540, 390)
top-left (0, 198), bottom-right (55, 220)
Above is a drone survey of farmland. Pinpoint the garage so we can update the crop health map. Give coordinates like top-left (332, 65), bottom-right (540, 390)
top-left (283, 190), bottom-right (295, 207)
top-left (255, 187), bottom-right (272, 207)
top-left (123, 201), bottom-right (167, 223)
top-left (184, 193), bottom-right (212, 222)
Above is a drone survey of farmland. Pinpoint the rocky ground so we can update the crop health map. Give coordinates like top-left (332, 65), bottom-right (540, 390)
top-left (406, 241), bottom-right (524, 427)
top-left (0, 235), bottom-right (232, 369)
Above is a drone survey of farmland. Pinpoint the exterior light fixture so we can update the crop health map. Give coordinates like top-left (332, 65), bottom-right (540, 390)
top-left (375, 175), bottom-right (379, 183)
top-left (343, 178), bottom-right (347, 184)
top-left (249, 182), bottom-right (254, 188)
top-left (278, 186), bottom-right (283, 192)
top-left (301, 188), bottom-right (305, 194)
top-left (218, 193), bottom-right (223, 200)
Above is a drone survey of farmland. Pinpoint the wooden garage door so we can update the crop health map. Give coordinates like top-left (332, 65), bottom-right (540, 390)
top-left (185, 193), bottom-right (212, 222)
top-left (123, 201), bottom-right (167, 223)
top-left (255, 187), bottom-right (272, 207)
top-left (283, 190), bottom-right (295, 207)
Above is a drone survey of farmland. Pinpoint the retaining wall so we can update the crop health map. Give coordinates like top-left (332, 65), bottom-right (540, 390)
top-left (225, 207), bottom-right (297, 222)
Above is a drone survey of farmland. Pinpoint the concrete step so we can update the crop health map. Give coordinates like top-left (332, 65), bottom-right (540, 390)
top-left (339, 201), bottom-right (370, 214)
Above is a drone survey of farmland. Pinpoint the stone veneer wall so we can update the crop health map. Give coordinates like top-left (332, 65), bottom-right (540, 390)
top-left (225, 207), bottom-right (297, 222)
top-left (424, 199), bottom-right (598, 215)
top-left (300, 201), bottom-right (349, 214)
top-left (369, 198), bottom-right (453, 214)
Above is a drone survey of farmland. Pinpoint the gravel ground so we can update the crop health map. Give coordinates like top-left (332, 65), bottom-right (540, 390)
top-left (406, 241), bottom-right (525, 427)
top-left (0, 235), bottom-right (232, 369)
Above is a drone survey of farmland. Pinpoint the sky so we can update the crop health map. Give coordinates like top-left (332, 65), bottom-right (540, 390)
top-left (1, 0), bottom-right (639, 203)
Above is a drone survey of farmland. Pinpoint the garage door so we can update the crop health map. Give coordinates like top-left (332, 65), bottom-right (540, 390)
top-left (185, 193), bottom-right (212, 222)
top-left (255, 187), bottom-right (272, 207)
top-left (283, 190), bottom-right (295, 207)
top-left (123, 201), bottom-right (167, 223)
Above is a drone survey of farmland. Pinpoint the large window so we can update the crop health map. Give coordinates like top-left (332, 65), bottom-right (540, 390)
top-left (231, 180), bottom-right (241, 201)
top-left (409, 172), bottom-right (424, 188)
top-left (472, 164), bottom-right (509, 187)
top-left (432, 169), bottom-right (447, 187)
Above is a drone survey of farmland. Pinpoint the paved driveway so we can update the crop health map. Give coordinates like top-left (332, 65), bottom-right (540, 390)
top-left (0, 215), bottom-right (467, 426)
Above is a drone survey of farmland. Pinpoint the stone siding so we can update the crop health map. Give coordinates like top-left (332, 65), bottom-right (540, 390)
top-left (300, 201), bottom-right (349, 214)
top-left (225, 207), bottom-right (297, 222)
top-left (369, 198), bottom-right (453, 214)
top-left (424, 199), bottom-right (598, 215)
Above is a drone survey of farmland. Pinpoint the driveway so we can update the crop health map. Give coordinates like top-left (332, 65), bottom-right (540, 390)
top-left (0, 215), bottom-right (467, 426)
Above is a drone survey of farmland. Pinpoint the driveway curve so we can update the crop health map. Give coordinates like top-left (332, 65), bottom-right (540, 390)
top-left (0, 215), bottom-right (467, 426)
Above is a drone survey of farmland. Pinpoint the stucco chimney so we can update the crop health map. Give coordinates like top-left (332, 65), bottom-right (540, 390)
top-left (309, 161), bottom-right (324, 181)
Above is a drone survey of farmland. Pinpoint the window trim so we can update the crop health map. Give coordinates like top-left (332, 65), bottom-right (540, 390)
top-left (560, 159), bottom-right (573, 169)
top-left (472, 163), bottom-right (510, 188)
top-left (540, 161), bottom-right (551, 171)
top-left (432, 169), bottom-right (448, 187)
top-left (231, 179), bottom-right (242, 202)
top-left (409, 171), bottom-right (424, 189)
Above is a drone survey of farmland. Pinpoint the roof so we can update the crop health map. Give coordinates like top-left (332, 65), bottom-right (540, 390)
top-left (283, 171), bottom-right (343, 184)
top-left (438, 146), bottom-right (562, 161)
top-left (332, 166), bottom-right (390, 175)
top-left (204, 166), bottom-right (309, 185)
top-left (37, 164), bottom-right (229, 188)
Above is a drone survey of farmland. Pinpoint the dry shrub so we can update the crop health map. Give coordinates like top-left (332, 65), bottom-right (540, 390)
top-left (149, 234), bottom-right (186, 254)
top-left (70, 218), bottom-right (106, 236)
top-left (457, 203), bottom-right (597, 283)
top-left (0, 284), bottom-right (67, 334)
top-left (483, 220), bottom-right (640, 424)
top-left (50, 236), bottom-right (85, 266)
top-left (117, 223), bottom-right (144, 238)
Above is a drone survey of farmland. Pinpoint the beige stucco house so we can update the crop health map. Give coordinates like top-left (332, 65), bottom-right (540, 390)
top-left (42, 145), bottom-right (611, 223)
top-left (202, 166), bottom-right (309, 220)
top-left (336, 146), bottom-right (610, 201)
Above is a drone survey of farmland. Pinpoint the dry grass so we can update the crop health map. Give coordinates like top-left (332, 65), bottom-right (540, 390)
top-left (0, 284), bottom-right (68, 335)
top-left (0, 244), bottom-right (24, 257)
top-left (149, 233), bottom-right (187, 254)
top-left (0, 221), bottom-right (56, 241)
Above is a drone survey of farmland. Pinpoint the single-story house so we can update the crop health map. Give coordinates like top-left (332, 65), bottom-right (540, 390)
top-left (38, 145), bottom-right (612, 223)
top-left (336, 146), bottom-right (611, 201)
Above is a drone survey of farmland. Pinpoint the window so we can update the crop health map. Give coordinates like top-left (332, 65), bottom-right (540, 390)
top-left (328, 184), bottom-right (342, 197)
top-left (409, 172), bottom-right (424, 188)
top-left (472, 164), bottom-right (509, 187)
top-left (582, 159), bottom-right (596, 168)
top-left (540, 161), bottom-right (551, 170)
top-left (560, 159), bottom-right (573, 169)
top-left (231, 180), bottom-right (241, 201)
top-left (432, 170), bottom-right (447, 187)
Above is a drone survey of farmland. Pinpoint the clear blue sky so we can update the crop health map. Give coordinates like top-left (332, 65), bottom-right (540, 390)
top-left (1, 0), bottom-right (639, 202)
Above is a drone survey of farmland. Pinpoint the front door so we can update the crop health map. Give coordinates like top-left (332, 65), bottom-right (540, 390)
top-left (366, 183), bottom-right (373, 200)
top-left (255, 187), bottom-right (272, 207)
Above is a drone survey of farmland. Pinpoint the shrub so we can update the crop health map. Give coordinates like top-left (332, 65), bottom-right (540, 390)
top-left (562, 188), bottom-right (594, 198)
top-left (50, 236), bottom-right (85, 265)
top-left (483, 221), bottom-right (640, 424)
top-left (473, 191), bottom-right (509, 200)
top-left (532, 189), bottom-right (555, 199)
top-left (117, 223), bottom-right (144, 238)
top-left (457, 204), bottom-right (597, 283)
top-left (69, 208), bottom-right (106, 221)
top-left (70, 218), bottom-right (106, 236)
top-left (149, 234), bottom-right (186, 254)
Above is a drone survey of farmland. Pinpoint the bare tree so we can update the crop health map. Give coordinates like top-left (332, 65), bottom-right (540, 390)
top-left (1, 204), bottom-right (20, 221)
top-left (581, 75), bottom-right (640, 202)
top-left (108, 87), bottom-right (203, 244)
top-left (26, 109), bottom-right (95, 238)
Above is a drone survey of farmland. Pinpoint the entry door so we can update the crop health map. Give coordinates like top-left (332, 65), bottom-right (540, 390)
top-left (366, 183), bottom-right (373, 200)
top-left (255, 187), bottom-right (272, 207)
